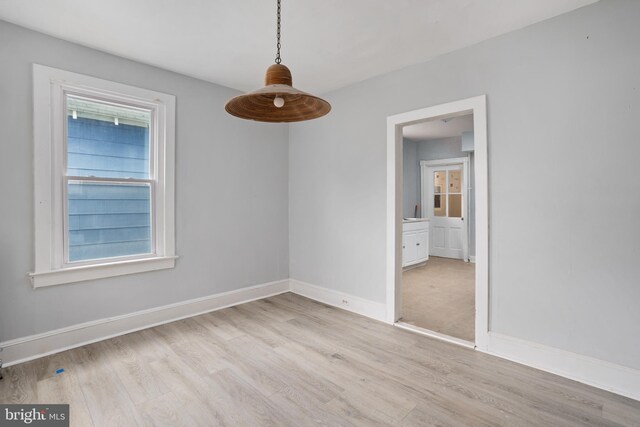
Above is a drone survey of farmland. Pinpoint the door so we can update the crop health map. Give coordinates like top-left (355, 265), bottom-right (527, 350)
top-left (425, 164), bottom-right (466, 259)
top-left (402, 230), bottom-right (429, 267)
top-left (415, 231), bottom-right (429, 261)
top-left (402, 233), bottom-right (417, 266)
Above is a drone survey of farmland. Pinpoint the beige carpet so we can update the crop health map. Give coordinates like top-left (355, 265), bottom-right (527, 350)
top-left (401, 256), bottom-right (475, 342)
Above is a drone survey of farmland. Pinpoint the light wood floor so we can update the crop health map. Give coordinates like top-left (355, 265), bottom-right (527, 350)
top-left (1, 293), bottom-right (639, 426)
top-left (402, 257), bottom-right (475, 341)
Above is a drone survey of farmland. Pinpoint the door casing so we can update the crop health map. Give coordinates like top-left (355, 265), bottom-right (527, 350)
top-left (386, 95), bottom-right (489, 351)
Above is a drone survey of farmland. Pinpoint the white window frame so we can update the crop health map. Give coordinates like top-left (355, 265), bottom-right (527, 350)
top-left (30, 64), bottom-right (177, 288)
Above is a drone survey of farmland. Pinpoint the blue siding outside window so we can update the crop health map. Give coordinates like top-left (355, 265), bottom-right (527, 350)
top-left (66, 115), bottom-right (152, 262)
top-left (67, 117), bottom-right (149, 179)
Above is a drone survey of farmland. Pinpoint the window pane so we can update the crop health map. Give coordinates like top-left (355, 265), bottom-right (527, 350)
top-left (434, 195), bottom-right (445, 216)
top-left (448, 194), bottom-right (462, 217)
top-left (67, 181), bottom-right (152, 262)
top-left (448, 170), bottom-right (462, 193)
top-left (433, 171), bottom-right (445, 194)
top-left (67, 95), bottom-right (151, 179)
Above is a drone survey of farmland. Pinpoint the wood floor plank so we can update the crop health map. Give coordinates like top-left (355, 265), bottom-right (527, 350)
top-left (296, 310), bottom-right (612, 425)
top-left (269, 318), bottom-right (496, 420)
top-left (205, 368), bottom-right (292, 426)
top-left (400, 402), bottom-right (489, 427)
top-left (101, 337), bottom-right (170, 405)
top-left (229, 334), bottom-right (343, 403)
top-left (118, 329), bottom-right (175, 365)
top-left (2, 292), bottom-right (639, 426)
top-left (193, 310), bottom-right (246, 341)
top-left (227, 305), bottom-right (289, 347)
top-left (268, 390), bottom-right (356, 427)
top-left (35, 351), bottom-right (95, 427)
top-left (163, 331), bottom-right (228, 376)
top-left (219, 337), bottom-right (289, 397)
top-left (241, 298), bottom-right (298, 322)
top-left (0, 360), bottom-right (38, 404)
top-left (148, 352), bottom-right (242, 426)
top-left (263, 292), bottom-right (331, 315)
top-left (293, 298), bottom-right (626, 425)
top-left (301, 317), bottom-right (599, 425)
top-left (69, 343), bottom-right (144, 427)
top-left (268, 337), bottom-right (419, 423)
top-left (603, 398), bottom-right (640, 426)
top-left (135, 392), bottom-right (201, 427)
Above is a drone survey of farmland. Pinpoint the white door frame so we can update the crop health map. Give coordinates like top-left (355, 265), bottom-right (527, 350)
top-left (386, 95), bottom-right (489, 351)
top-left (421, 157), bottom-right (470, 261)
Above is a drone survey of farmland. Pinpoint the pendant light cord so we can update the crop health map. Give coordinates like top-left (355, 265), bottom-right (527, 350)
top-left (275, 0), bottom-right (282, 64)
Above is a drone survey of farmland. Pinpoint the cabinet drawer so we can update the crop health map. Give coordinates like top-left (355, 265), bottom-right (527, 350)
top-left (403, 221), bottom-right (430, 233)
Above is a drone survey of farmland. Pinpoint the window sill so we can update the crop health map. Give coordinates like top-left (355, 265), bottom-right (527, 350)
top-left (28, 256), bottom-right (178, 288)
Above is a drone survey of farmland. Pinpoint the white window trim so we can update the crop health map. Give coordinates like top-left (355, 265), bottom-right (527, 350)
top-left (29, 64), bottom-right (177, 288)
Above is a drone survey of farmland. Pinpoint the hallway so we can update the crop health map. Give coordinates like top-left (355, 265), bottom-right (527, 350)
top-left (402, 257), bottom-right (475, 342)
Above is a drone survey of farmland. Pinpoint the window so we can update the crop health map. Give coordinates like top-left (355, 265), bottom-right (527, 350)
top-left (31, 65), bottom-right (176, 287)
top-left (66, 96), bottom-right (153, 262)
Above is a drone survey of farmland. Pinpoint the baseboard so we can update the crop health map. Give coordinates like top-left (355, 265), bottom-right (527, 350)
top-left (486, 332), bottom-right (640, 402)
top-left (469, 255), bottom-right (476, 263)
top-left (289, 279), bottom-right (386, 322)
top-left (0, 279), bottom-right (289, 367)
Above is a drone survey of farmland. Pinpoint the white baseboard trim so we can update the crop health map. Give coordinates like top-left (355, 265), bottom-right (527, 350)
top-left (486, 332), bottom-right (640, 402)
top-left (469, 256), bottom-right (476, 263)
top-left (289, 279), bottom-right (386, 322)
top-left (0, 279), bottom-right (289, 367)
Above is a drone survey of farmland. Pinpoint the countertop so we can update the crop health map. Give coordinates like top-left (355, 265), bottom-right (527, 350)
top-left (402, 218), bottom-right (430, 223)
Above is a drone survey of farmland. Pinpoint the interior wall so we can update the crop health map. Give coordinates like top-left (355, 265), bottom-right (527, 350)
top-left (0, 20), bottom-right (289, 342)
top-left (289, 0), bottom-right (640, 370)
top-left (404, 136), bottom-right (469, 213)
top-left (402, 139), bottom-right (419, 218)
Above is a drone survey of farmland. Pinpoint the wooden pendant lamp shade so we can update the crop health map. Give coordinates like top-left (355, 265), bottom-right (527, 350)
top-left (225, 64), bottom-right (331, 123)
top-left (225, 0), bottom-right (330, 123)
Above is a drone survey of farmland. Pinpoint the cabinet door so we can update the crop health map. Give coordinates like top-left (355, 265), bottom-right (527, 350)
top-left (402, 233), bottom-right (417, 266)
top-left (415, 231), bottom-right (429, 262)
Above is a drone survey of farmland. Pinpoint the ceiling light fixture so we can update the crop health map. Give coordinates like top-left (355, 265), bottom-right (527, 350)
top-left (225, 0), bottom-right (331, 122)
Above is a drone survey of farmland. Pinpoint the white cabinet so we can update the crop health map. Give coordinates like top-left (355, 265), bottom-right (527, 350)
top-left (402, 220), bottom-right (429, 267)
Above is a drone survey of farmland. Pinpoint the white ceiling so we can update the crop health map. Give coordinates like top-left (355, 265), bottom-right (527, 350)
top-left (0, 0), bottom-right (597, 94)
top-left (403, 114), bottom-right (474, 141)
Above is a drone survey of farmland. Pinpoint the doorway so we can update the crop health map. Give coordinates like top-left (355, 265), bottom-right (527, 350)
top-left (386, 95), bottom-right (489, 350)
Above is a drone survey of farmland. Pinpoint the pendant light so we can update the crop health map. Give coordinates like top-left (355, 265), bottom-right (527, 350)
top-left (225, 0), bottom-right (331, 122)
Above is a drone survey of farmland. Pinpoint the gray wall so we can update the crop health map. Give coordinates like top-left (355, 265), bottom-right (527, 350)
top-left (417, 136), bottom-right (466, 163)
top-left (290, 0), bottom-right (640, 370)
top-left (404, 136), bottom-right (470, 216)
top-left (402, 139), bottom-right (419, 218)
top-left (404, 136), bottom-right (476, 257)
top-left (0, 20), bottom-right (289, 342)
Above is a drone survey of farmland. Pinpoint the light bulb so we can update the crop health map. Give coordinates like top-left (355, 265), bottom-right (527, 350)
top-left (274, 96), bottom-right (285, 108)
